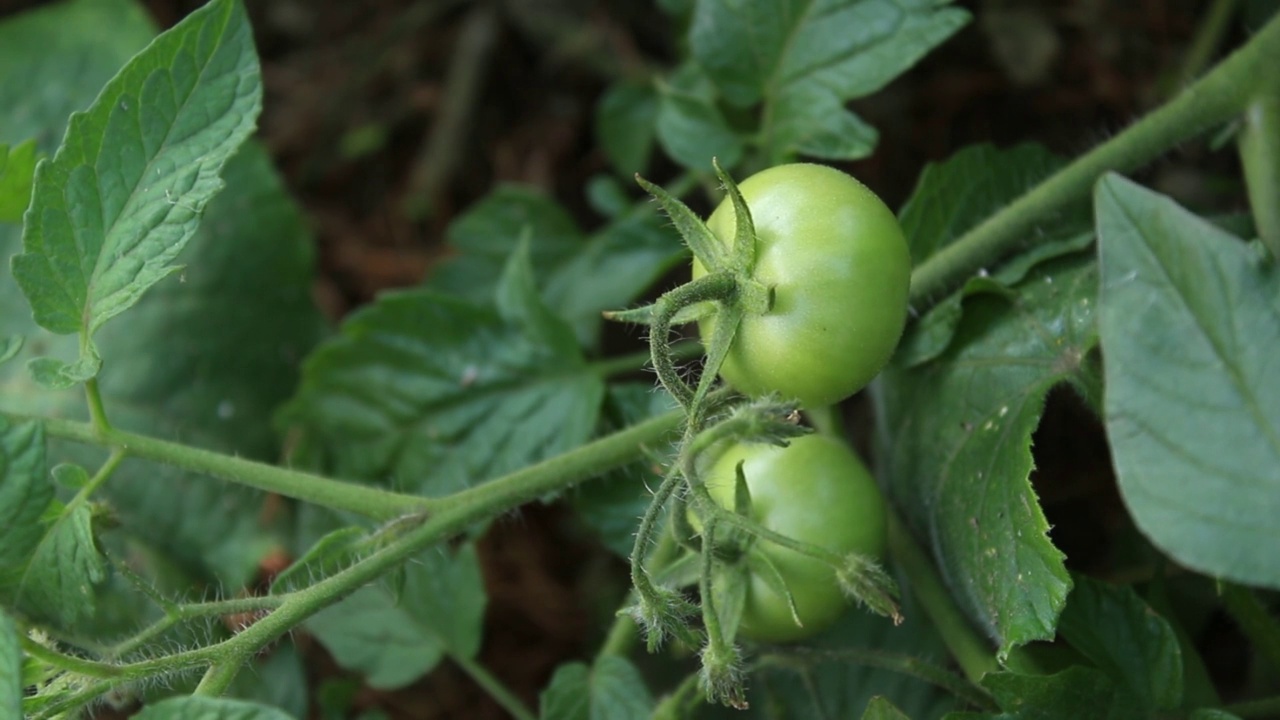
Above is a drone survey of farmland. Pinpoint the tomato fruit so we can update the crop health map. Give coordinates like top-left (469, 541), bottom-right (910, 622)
top-left (692, 163), bottom-right (911, 408)
top-left (702, 433), bottom-right (887, 643)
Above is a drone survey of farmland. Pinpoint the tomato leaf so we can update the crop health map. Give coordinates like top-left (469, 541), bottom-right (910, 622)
top-left (429, 184), bottom-right (683, 348)
top-left (897, 143), bottom-right (1093, 367)
top-left (226, 643), bottom-right (309, 719)
top-left (570, 384), bottom-right (677, 557)
top-left (945, 667), bottom-right (1142, 720)
top-left (875, 256), bottom-right (1097, 656)
top-left (1057, 576), bottom-right (1183, 712)
top-left (597, 80), bottom-right (660, 176)
top-left (747, 596), bottom-right (959, 718)
top-left (1096, 174), bottom-right (1280, 589)
top-left (539, 656), bottom-right (655, 720)
top-left (654, 63), bottom-right (745, 171)
top-left (0, 609), bottom-right (19, 720)
top-left (689, 0), bottom-right (968, 162)
top-left (0, 422), bottom-right (104, 631)
top-left (0, 1), bottom-right (326, 592)
top-left (132, 696), bottom-right (296, 720)
top-left (307, 543), bottom-right (484, 689)
top-left (0, 139), bottom-right (37, 222)
top-left (428, 185), bottom-right (584, 306)
top-left (282, 245), bottom-right (603, 496)
top-left (863, 697), bottom-right (913, 720)
top-left (11, 0), bottom-right (261, 384)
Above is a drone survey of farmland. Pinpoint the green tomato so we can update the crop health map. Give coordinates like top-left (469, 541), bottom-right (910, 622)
top-left (692, 163), bottom-right (911, 408)
top-left (703, 433), bottom-right (887, 643)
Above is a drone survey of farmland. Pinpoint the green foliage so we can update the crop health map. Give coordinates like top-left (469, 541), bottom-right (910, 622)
top-left (876, 256), bottom-right (1096, 657)
top-left (307, 544), bottom-right (485, 689)
top-left (0, 140), bottom-right (37, 222)
top-left (1096, 174), bottom-right (1280, 589)
top-left (12, 0), bottom-right (262, 386)
top-left (539, 656), bottom-right (656, 720)
top-left (2, 0), bottom-right (1280, 718)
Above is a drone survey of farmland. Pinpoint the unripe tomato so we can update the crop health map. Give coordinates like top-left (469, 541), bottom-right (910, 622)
top-left (702, 434), bottom-right (887, 643)
top-left (692, 164), bottom-right (911, 408)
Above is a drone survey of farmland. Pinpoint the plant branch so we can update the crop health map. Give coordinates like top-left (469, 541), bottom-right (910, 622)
top-left (451, 651), bottom-right (537, 720)
top-left (29, 416), bottom-right (431, 521)
top-left (907, 12), bottom-right (1280, 306)
top-left (1238, 88), bottom-right (1280, 258)
top-left (1221, 583), bottom-right (1280, 680)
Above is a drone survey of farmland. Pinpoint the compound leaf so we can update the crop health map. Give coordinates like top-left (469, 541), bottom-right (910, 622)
top-left (12, 0), bottom-right (261, 380)
top-left (690, 0), bottom-right (968, 161)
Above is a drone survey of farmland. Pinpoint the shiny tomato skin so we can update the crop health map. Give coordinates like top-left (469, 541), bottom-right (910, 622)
top-left (703, 433), bottom-right (887, 643)
top-left (692, 163), bottom-right (910, 408)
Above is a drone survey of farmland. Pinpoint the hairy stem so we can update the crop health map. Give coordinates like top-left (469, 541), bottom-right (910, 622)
top-left (908, 12), bottom-right (1280, 306)
top-left (1238, 88), bottom-right (1280, 258)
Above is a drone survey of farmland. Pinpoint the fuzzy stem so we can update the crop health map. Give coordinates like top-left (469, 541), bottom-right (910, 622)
top-left (907, 12), bottom-right (1280, 306)
top-left (1238, 89), bottom-right (1280, 258)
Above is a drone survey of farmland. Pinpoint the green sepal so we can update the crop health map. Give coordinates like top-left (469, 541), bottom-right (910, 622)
top-left (748, 549), bottom-right (804, 631)
top-left (711, 559), bottom-right (749, 642)
top-left (635, 173), bottom-right (729, 271)
top-left (712, 158), bottom-right (757, 272)
top-left (836, 553), bottom-right (902, 624)
top-left (603, 300), bottom-right (715, 326)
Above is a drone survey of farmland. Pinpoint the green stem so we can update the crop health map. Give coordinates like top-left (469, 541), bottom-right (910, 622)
top-left (192, 653), bottom-right (249, 697)
top-left (907, 12), bottom-right (1280, 306)
top-left (107, 595), bottom-right (284, 660)
top-left (1223, 695), bottom-right (1280, 719)
top-left (1238, 89), bottom-right (1280, 258)
top-left (83, 378), bottom-right (111, 434)
top-left (1221, 583), bottom-right (1280, 680)
top-left (451, 652), bottom-right (537, 720)
top-left (649, 671), bottom-right (702, 720)
top-left (600, 530), bottom-right (678, 658)
top-left (33, 416), bottom-right (429, 521)
top-left (591, 340), bottom-right (703, 379)
top-left (887, 513), bottom-right (998, 683)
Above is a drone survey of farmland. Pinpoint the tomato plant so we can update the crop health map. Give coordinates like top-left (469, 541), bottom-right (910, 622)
top-left (4, 1), bottom-right (1280, 719)
top-left (701, 433), bottom-right (887, 643)
top-left (691, 164), bottom-right (911, 409)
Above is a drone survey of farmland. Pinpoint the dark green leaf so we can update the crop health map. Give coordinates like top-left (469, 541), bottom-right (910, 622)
top-left (1189, 710), bottom-right (1243, 720)
top-left (545, 212), bottom-right (686, 348)
top-left (0, 609), bottom-right (18, 720)
top-left (280, 285), bottom-right (604, 496)
top-left (133, 696), bottom-right (297, 720)
top-left (228, 643), bottom-right (309, 719)
top-left (1096, 174), bottom-right (1280, 588)
top-left (306, 584), bottom-right (445, 689)
top-left (746, 596), bottom-right (959, 719)
top-left (0, 419), bottom-right (49, 581)
top-left (597, 81), bottom-right (660, 176)
top-left (570, 384), bottom-right (677, 557)
top-left (863, 697), bottom-right (912, 720)
top-left (428, 185), bottom-right (584, 305)
top-left (689, 0), bottom-right (967, 161)
top-left (497, 238), bottom-right (582, 359)
top-left (306, 543), bottom-right (485, 688)
top-left (896, 144), bottom-right (1093, 366)
top-left (655, 64), bottom-right (744, 171)
top-left (539, 656), bottom-right (655, 720)
top-left (947, 667), bottom-right (1140, 720)
top-left (22, 498), bottom-right (108, 629)
top-left (0, 140), bottom-right (37, 222)
top-left (0, 0), bottom-right (156, 152)
top-left (1057, 576), bottom-right (1182, 712)
top-left (12, 0), bottom-right (262, 380)
top-left (875, 257), bottom-right (1096, 656)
